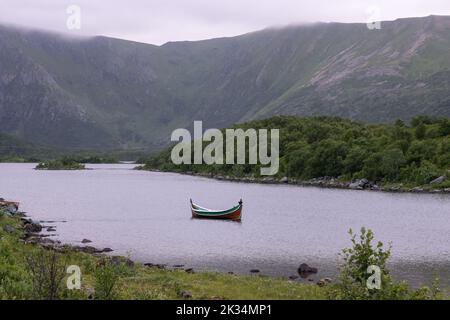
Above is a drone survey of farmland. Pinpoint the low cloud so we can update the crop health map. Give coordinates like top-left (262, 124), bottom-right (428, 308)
top-left (0, 0), bottom-right (449, 44)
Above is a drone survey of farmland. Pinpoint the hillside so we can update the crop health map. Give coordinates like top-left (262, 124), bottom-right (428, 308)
top-left (1, 15), bottom-right (450, 150)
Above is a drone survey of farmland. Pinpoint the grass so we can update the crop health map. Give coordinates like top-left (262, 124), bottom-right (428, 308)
top-left (0, 212), bottom-right (327, 300)
top-left (1, 210), bottom-right (447, 300)
top-left (115, 269), bottom-right (326, 300)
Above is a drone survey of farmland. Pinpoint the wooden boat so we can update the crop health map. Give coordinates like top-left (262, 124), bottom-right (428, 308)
top-left (190, 199), bottom-right (242, 221)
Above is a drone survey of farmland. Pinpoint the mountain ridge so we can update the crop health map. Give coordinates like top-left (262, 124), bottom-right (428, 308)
top-left (1, 15), bottom-right (450, 151)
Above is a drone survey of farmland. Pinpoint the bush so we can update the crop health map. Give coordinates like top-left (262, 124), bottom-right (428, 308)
top-left (25, 250), bottom-right (67, 300)
top-left (362, 149), bottom-right (406, 181)
top-left (94, 259), bottom-right (120, 300)
top-left (35, 158), bottom-right (85, 170)
top-left (401, 161), bottom-right (441, 185)
top-left (329, 228), bottom-right (444, 300)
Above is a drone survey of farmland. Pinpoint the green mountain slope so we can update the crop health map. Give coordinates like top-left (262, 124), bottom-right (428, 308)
top-left (1, 15), bottom-right (450, 150)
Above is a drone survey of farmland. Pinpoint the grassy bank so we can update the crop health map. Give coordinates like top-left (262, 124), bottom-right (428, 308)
top-left (1, 208), bottom-right (447, 300)
top-left (0, 212), bottom-right (326, 300)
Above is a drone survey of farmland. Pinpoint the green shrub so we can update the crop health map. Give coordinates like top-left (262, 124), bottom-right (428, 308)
top-left (25, 250), bottom-right (67, 300)
top-left (401, 161), bottom-right (441, 185)
top-left (329, 228), bottom-right (444, 300)
top-left (35, 158), bottom-right (85, 170)
top-left (94, 259), bottom-right (120, 300)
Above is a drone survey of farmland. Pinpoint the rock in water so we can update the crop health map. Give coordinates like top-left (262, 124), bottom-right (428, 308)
top-left (23, 221), bottom-right (43, 233)
top-left (81, 239), bottom-right (92, 244)
top-left (298, 263), bottom-right (318, 275)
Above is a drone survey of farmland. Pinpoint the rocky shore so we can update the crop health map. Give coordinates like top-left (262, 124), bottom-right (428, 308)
top-left (1, 198), bottom-right (333, 287)
top-left (146, 169), bottom-right (450, 194)
top-left (0, 198), bottom-right (119, 255)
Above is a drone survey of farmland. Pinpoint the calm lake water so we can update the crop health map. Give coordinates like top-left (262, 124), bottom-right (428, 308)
top-left (0, 163), bottom-right (449, 287)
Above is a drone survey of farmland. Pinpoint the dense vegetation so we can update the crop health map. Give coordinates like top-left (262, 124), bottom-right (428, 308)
top-left (35, 158), bottom-right (86, 170)
top-left (143, 116), bottom-right (450, 189)
top-left (0, 208), bottom-right (445, 300)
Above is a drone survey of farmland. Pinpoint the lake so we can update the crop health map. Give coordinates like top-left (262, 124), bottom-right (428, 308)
top-left (0, 163), bottom-right (449, 287)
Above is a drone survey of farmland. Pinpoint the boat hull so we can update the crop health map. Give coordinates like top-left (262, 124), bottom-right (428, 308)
top-left (191, 201), bottom-right (242, 222)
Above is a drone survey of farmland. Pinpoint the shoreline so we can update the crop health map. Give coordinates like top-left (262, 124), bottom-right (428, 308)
top-left (2, 197), bottom-right (448, 299)
top-left (141, 168), bottom-right (450, 195)
top-left (1, 198), bottom-right (329, 285)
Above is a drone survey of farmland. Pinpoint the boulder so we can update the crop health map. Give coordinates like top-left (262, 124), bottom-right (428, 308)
top-left (430, 176), bottom-right (447, 185)
top-left (3, 224), bottom-right (15, 234)
top-left (280, 177), bottom-right (289, 183)
top-left (111, 256), bottom-right (134, 267)
top-left (349, 179), bottom-right (369, 189)
top-left (178, 290), bottom-right (192, 299)
top-left (250, 269), bottom-right (260, 273)
top-left (317, 280), bottom-right (326, 287)
top-left (349, 182), bottom-right (362, 189)
top-left (23, 221), bottom-right (43, 233)
top-left (81, 239), bottom-right (92, 244)
top-left (75, 246), bottom-right (98, 254)
top-left (101, 248), bottom-right (113, 253)
top-left (298, 263), bottom-right (318, 274)
top-left (4, 205), bottom-right (18, 215)
top-left (317, 278), bottom-right (332, 287)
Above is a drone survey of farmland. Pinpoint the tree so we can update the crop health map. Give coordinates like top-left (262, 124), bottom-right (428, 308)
top-left (406, 140), bottom-right (437, 165)
top-left (415, 123), bottom-right (427, 140)
top-left (362, 148), bottom-right (406, 181)
top-left (286, 144), bottom-right (312, 178)
top-left (308, 139), bottom-right (348, 177)
top-left (343, 146), bottom-right (367, 176)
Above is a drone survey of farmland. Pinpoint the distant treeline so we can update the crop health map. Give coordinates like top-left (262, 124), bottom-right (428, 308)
top-left (143, 116), bottom-right (450, 187)
top-left (0, 132), bottom-right (150, 163)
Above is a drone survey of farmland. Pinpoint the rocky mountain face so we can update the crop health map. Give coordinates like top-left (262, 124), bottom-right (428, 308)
top-left (1, 15), bottom-right (450, 150)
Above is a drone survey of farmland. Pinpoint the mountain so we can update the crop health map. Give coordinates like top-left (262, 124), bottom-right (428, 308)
top-left (0, 132), bottom-right (39, 159)
top-left (1, 15), bottom-right (450, 151)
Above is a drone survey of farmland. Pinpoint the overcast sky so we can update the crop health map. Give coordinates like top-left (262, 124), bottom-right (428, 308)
top-left (1, 0), bottom-right (450, 45)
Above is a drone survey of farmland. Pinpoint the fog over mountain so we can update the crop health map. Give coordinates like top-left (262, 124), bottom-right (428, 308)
top-left (1, 15), bottom-right (450, 150)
